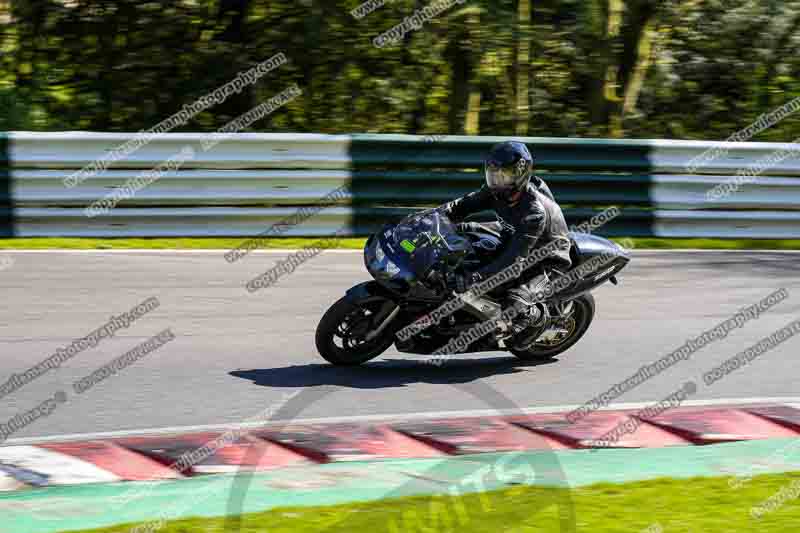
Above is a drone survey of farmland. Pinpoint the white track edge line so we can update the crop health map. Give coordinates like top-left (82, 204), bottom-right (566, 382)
top-left (5, 396), bottom-right (800, 446)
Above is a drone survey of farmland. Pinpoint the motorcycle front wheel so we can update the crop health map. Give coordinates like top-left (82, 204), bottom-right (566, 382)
top-left (315, 296), bottom-right (396, 366)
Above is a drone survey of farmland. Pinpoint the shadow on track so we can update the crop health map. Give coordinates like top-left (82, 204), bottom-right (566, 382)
top-left (229, 356), bottom-right (558, 390)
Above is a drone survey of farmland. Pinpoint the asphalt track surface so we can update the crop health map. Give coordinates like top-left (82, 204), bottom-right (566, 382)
top-left (0, 249), bottom-right (798, 440)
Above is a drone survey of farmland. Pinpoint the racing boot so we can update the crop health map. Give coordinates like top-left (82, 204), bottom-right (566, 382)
top-left (507, 275), bottom-right (550, 351)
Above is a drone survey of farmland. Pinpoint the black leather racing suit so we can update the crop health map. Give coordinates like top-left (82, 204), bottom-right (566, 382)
top-left (438, 176), bottom-right (572, 306)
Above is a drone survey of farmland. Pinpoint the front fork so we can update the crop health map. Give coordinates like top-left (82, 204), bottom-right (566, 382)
top-left (343, 281), bottom-right (403, 342)
top-left (364, 301), bottom-right (401, 342)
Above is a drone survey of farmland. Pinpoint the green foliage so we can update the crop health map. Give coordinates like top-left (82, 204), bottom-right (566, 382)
top-left (2, 0), bottom-right (800, 140)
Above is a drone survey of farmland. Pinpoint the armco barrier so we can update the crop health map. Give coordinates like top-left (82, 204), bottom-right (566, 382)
top-left (3, 132), bottom-right (800, 237)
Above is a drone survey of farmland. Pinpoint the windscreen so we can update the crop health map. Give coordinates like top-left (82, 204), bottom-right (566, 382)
top-left (391, 210), bottom-right (469, 278)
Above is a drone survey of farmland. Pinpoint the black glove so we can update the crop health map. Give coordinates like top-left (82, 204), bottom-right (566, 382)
top-left (500, 220), bottom-right (515, 240)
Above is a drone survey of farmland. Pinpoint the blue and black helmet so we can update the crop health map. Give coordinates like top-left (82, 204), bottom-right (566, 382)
top-left (484, 141), bottom-right (534, 201)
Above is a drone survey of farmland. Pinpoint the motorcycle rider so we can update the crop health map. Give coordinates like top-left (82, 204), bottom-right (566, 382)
top-left (437, 141), bottom-right (572, 350)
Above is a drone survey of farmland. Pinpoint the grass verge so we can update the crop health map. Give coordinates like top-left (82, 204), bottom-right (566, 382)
top-left (1, 237), bottom-right (800, 250)
top-left (65, 472), bottom-right (800, 532)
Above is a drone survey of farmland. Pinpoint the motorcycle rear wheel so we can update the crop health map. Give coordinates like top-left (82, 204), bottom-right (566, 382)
top-left (510, 293), bottom-right (595, 361)
top-left (315, 296), bottom-right (396, 366)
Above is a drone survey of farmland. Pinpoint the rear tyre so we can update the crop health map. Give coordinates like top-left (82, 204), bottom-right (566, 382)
top-left (315, 296), bottom-right (396, 366)
top-left (510, 293), bottom-right (595, 361)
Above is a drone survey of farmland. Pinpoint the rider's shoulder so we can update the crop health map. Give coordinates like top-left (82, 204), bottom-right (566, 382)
top-left (473, 185), bottom-right (494, 199)
top-left (519, 181), bottom-right (543, 203)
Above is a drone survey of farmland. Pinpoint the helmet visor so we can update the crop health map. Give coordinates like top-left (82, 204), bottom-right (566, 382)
top-left (485, 161), bottom-right (524, 199)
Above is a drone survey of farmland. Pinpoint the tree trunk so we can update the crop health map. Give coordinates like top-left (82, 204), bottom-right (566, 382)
top-left (215, 0), bottom-right (254, 119)
top-left (465, 90), bottom-right (481, 135)
top-left (759, 10), bottom-right (800, 109)
top-left (612, 0), bottom-right (659, 132)
top-left (586, 0), bottom-right (622, 135)
top-left (620, 16), bottom-right (656, 119)
top-left (604, 0), bottom-right (624, 137)
top-left (515, 0), bottom-right (531, 135)
top-left (448, 39), bottom-right (469, 134)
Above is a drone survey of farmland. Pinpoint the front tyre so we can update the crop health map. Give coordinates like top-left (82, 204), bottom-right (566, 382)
top-left (510, 293), bottom-right (595, 361)
top-left (315, 296), bottom-right (396, 366)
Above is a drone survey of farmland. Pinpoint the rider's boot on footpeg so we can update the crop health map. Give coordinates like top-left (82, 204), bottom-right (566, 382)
top-left (507, 285), bottom-right (548, 351)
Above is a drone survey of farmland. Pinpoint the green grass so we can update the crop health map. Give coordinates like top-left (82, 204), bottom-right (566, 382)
top-left (64, 472), bottom-right (800, 532)
top-left (1, 237), bottom-right (800, 250)
top-left (615, 237), bottom-right (800, 250)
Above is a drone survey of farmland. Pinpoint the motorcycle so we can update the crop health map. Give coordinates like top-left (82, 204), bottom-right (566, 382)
top-left (315, 209), bottom-right (630, 365)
